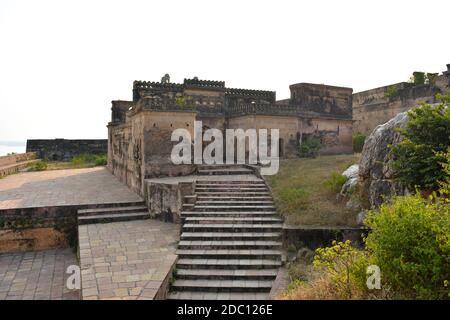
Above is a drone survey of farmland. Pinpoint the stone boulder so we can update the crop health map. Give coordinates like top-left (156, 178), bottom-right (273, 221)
top-left (340, 164), bottom-right (359, 196)
top-left (359, 111), bottom-right (409, 208)
top-left (342, 164), bottom-right (359, 179)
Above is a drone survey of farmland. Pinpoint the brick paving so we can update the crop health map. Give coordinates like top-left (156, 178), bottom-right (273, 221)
top-left (0, 167), bottom-right (142, 209)
top-left (78, 219), bottom-right (178, 300)
top-left (0, 248), bottom-right (80, 300)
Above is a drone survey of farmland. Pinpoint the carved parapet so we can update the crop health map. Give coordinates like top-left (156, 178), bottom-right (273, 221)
top-left (183, 78), bottom-right (225, 89)
top-left (227, 103), bottom-right (352, 120)
top-left (133, 81), bottom-right (183, 101)
top-left (137, 96), bottom-right (223, 115)
top-left (226, 88), bottom-right (276, 102)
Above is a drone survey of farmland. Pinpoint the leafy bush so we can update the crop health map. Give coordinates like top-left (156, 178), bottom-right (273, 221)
top-left (94, 154), bottom-right (107, 166)
top-left (365, 195), bottom-right (450, 299)
top-left (391, 100), bottom-right (450, 191)
top-left (323, 172), bottom-right (347, 193)
top-left (72, 153), bottom-right (106, 166)
top-left (384, 86), bottom-right (398, 98)
top-left (413, 72), bottom-right (426, 85)
top-left (29, 160), bottom-right (48, 171)
top-left (352, 132), bottom-right (366, 153)
top-left (299, 136), bottom-right (322, 158)
top-left (313, 240), bottom-right (370, 299)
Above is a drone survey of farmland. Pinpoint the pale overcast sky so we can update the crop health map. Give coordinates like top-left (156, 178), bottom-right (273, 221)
top-left (0, 0), bottom-right (449, 141)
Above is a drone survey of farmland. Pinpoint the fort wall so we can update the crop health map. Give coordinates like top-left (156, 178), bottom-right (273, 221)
top-left (26, 139), bottom-right (107, 161)
top-left (353, 64), bottom-right (450, 135)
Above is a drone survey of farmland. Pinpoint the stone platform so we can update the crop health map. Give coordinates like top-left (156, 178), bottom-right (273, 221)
top-left (78, 219), bottom-right (178, 300)
top-left (0, 248), bottom-right (80, 300)
top-left (0, 167), bottom-right (142, 209)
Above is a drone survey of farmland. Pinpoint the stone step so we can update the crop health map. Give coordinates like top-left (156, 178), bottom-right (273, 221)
top-left (168, 291), bottom-right (270, 300)
top-left (77, 212), bottom-right (150, 225)
top-left (198, 168), bottom-right (254, 176)
top-left (196, 180), bottom-right (264, 184)
top-left (180, 232), bottom-right (281, 241)
top-left (175, 268), bottom-right (278, 280)
top-left (190, 205), bottom-right (276, 212)
top-left (177, 258), bottom-right (282, 269)
top-left (195, 200), bottom-right (274, 205)
top-left (80, 201), bottom-right (146, 210)
top-left (182, 223), bottom-right (283, 232)
top-left (184, 217), bottom-right (283, 224)
top-left (170, 279), bottom-right (273, 292)
top-left (196, 186), bottom-right (267, 191)
top-left (182, 203), bottom-right (195, 209)
top-left (77, 205), bottom-right (148, 216)
top-left (196, 183), bottom-right (266, 188)
top-left (176, 249), bottom-right (282, 260)
top-left (197, 165), bottom-right (248, 170)
top-left (178, 240), bottom-right (282, 250)
top-left (181, 211), bottom-right (278, 217)
top-left (196, 196), bottom-right (273, 200)
top-left (195, 192), bottom-right (271, 196)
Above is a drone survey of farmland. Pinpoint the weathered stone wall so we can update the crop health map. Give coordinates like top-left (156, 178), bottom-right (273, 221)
top-left (353, 66), bottom-right (450, 135)
top-left (0, 152), bottom-right (36, 167)
top-left (290, 83), bottom-right (353, 118)
top-left (141, 111), bottom-right (197, 180)
top-left (26, 139), bottom-right (107, 161)
top-left (145, 180), bottom-right (194, 223)
top-left (108, 110), bottom-right (197, 195)
top-left (282, 225), bottom-right (368, 250)
top-left (0, 152), bottom-right (38, 178)
top-left (227, 114), bottom-right (353, 158)
top-left (0, 205), bottom-right (78, 253)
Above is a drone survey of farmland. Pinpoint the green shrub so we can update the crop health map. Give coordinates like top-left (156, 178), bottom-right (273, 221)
top-left (413, 72), bottom-right (426, 85)
top-left (323, 172), bottom-right (347, 193)
top-left (384, 86), bottom-right (398, 98)
top-left (299, 136), bottom-right (322, 158)
top-left (71, 153), bottom-right (106, 166)
top-left (391, 101), bottom-right (450, 191)
top-left (30, 160), bottom-right (48, 171)
top-left (365, 195), bottom-right (450, 299)
top-left (94, 154), bottom-right (107, 166)
top-left (352, 132), bottom-right (366, 153)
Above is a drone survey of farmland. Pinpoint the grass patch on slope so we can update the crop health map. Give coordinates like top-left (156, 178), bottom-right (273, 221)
top-left (266, 154), bottom-right (360, 226)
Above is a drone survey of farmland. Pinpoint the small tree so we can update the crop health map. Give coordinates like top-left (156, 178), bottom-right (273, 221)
top-left (413, 72), bottom-right (426, 85)
top-left (299, 136), bottom-right (322, 158)
top-left (391, 96), bottom-right (450, 191)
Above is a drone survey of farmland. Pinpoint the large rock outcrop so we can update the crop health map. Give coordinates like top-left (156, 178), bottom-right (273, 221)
top-left (359, 111), bottom-right (410, 208)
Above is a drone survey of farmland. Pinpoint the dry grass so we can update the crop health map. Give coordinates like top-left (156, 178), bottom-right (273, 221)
top-left (278, 271), bottom-right (368, 300)
top-left (266, 154), bottom-right (360, 226)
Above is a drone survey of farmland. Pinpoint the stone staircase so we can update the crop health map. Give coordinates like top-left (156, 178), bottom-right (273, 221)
top-left (197, 164), bottom-right (254, 176)
top-left (169, 177), bottom-right (283, 300)
top-left (77, 201), bottom-right (150, 225)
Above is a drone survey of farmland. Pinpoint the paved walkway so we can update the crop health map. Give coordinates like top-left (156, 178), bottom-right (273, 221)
top-left (0, 248), bottom-right (80, 300)
top-left (0, 167), bottom-right (142, 209)
top-left (78, 219), bottom-right (178, 300)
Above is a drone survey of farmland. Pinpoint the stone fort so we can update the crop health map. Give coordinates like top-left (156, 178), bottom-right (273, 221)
top-left (107, 64), bottom-right (450, 195)
top-left (108, 76), bottom-right (354, 194)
